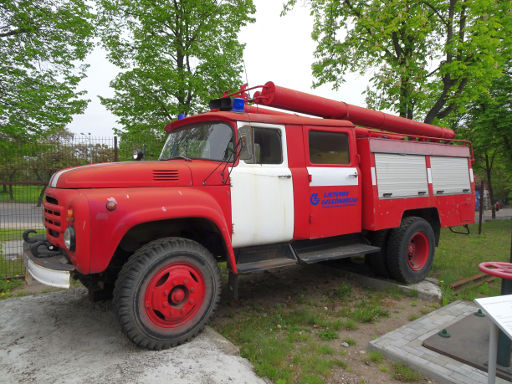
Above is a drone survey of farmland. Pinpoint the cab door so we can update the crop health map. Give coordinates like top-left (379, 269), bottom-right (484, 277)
top-left (305, 126), bottom-right (361, 238)
top-left (230, 122), bottom-right (294, 248)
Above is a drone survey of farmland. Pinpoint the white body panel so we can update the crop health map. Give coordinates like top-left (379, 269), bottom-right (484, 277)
top-left (430, 156), bottom-right (471, 195)
top-left (230, 123), bottom-right (294, 248)
top-left (374, 153), bottom-right (428, 198)
top-left (307, 167), bottom-right (359, 187)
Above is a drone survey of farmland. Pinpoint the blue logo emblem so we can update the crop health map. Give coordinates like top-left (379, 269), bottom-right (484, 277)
top-left (310, 191), bottom-right (358, 209)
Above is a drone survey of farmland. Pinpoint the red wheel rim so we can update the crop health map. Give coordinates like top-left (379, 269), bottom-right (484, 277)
top-left (407, 232), bottom-right (429, 271)
top-left (144, 262), bottom-right (206, 328)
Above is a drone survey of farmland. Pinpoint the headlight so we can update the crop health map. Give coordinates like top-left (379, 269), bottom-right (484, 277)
top-left (64, 226), bottom-right (76, 251)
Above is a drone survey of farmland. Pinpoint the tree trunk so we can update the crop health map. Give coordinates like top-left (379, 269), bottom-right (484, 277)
top-left (484, 153), bottom-right (496, 219)
top-left (7, 169), bottom-right (17, 201)
top-left (2, 184), bottom-right (6, 193)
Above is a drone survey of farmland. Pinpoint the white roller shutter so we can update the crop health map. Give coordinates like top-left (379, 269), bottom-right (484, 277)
top-left (430, 156), bottom-right (470, 195)
top-left (374, 154), bottom-right (428, 198)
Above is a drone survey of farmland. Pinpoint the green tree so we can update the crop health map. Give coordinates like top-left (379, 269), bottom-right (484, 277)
top-left (0, 0), bottom-right (95, 141)
top-left (461, 61), bottom-right (512, 216)
top-left (283, 0), bottom-right (512, 124)
top-left (97, 0), bottom-right (256, 143)
top-left (25, 130), bottom-right (114, 205)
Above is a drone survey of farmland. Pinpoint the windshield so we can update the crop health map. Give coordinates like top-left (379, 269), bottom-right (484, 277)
top-left (159, 121), bottom-right (235, 161)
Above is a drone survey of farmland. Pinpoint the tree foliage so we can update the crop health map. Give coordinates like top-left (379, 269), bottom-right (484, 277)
top-left (283, 0), bottom-right (512, 124)
top-left (97, 0), bottom-right (256, 142)
top-left (0, 0), bottom-right (95, 141)
top-left (461, 60), bottom-right (512, 208)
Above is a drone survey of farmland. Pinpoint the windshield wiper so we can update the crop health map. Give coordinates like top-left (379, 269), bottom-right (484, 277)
top-left (165, 155), bottom-right (192, 161)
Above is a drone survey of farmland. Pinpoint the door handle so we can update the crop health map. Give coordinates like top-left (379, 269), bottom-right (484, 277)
top-left (349, 171), bottom-right (358, 177)
top-left (278, 175), bottom-right (291, 179)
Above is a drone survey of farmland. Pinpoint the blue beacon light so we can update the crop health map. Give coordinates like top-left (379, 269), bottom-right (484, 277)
top-left (177, 113), bottom-right (186, 120)
top-left (231, 98), bottom-right (245, 113)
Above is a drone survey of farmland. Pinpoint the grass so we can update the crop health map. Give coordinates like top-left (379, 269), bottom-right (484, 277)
top-left (343, 319), bottom-right (358, 330)
top-left (213, 269), bottom-right (403, 384)
top-left (345, 300), bottom-right (390, 323)
top-left (318, 345), bottom-right (335, 355)
top-left (318, 329), bottom-right (338, 340)
top-left (0, 228), bottom-right (45, 242)
top-left (0, 258), bottom-right (25, 279)
top-left (333, 283), bottom-right (352, 300)
top-left (391, 363), bottom-right (422, 382)
top-left (211, 218), bottom-right (511, 383)
top-left (0, 277), bottom-right (24, 299)
top-left (362, 351), bottom-right (383, 364)
top-left (211, 220), bottom-right (511, 383)
top-left (431, 220), bottom-right (512, 303)
top-left (0, 185), bottom-right (44, 204)
top-left (0, 229), bottom-right (45, 279)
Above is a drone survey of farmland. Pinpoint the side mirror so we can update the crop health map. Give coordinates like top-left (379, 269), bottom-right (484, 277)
top-left (238, 126), bottom-right (253, 161)
top-left (133, 148), bottom-right (144, 161)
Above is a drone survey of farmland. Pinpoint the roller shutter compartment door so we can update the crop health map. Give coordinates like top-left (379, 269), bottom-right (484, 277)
top-left (430, 156), bottom-right (470, 195)
top-left (374, 154), bottom-right (428, 198)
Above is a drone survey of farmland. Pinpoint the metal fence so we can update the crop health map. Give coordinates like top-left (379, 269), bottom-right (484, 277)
top-left (0, 135), bottom-right (164, 279)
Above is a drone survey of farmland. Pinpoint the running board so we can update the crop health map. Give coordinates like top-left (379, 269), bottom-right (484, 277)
top-left (292, 235), bottom-right (380, 264)
top-left (235, 243), bottom-right (298, 274)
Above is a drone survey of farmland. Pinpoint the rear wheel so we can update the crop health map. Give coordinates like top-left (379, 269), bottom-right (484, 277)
top-left (113, 237), bottom-right (221, 350)
top-left (386, 217), bottom-right (435, 284)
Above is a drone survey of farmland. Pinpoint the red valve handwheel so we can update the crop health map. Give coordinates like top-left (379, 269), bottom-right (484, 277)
top-left (479, 262), bottom-right (512, 280)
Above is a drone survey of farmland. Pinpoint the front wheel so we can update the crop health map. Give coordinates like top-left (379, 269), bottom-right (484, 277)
top-left (386, 217), bottom-right (435, 284)
top-left (113, 237), bottom-right (221, 350)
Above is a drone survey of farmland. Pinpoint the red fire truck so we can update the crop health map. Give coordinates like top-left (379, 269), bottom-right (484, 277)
top-left (24, 82), bottom-right (475, 349)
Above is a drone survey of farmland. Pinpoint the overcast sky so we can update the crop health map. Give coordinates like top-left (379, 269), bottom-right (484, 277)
top-left (68, 1), bottom-right (370, 137)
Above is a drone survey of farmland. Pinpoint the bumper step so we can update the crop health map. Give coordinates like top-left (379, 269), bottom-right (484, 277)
top-left (292, 235), bottom-right (380, 264)
top-left (235, 243), bottom-right (298, 274)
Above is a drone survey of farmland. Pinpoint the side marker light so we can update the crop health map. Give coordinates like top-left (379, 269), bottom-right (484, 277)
top-left (106, 200), bottom-right (117, 211)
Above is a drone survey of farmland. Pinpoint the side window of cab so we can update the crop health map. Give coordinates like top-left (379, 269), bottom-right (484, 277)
top-left (239, 126), bottom-right (283, 164)
top-left (308, 130), bottom-right (350, 165)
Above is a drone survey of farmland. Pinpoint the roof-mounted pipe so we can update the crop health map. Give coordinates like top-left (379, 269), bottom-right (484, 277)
top-left (253, 81), bottom-right (455, 139)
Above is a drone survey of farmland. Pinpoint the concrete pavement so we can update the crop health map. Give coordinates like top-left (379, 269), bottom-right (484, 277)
top-left (370, 301), bottom-right (509, 384)
top-left (0, 202), bottom-right (44, 229)
top-left (0, 289), bottom-right (266, 384)
top-left (475, 207), bottom-right (512, 223)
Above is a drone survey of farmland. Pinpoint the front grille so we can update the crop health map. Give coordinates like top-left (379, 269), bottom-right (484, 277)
top-left (152, 169), bottom-right (179, 181)
top-left (44, 206), bottom-right (61, 217)
top-left (45, 196), bottom-right (58, 205)
top-left (43, 195), bottom-right (63, 239)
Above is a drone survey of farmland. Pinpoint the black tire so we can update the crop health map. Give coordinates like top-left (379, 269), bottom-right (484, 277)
top-left (113, 237), bottom-right (221, 350)
top-left (364, 230), bottom-right (390, 278)
top-left (386, 217), bottom-right (435, 284)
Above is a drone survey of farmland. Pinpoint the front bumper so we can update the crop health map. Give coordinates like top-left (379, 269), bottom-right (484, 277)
top-left (23, 231), bottom-right (75, 289)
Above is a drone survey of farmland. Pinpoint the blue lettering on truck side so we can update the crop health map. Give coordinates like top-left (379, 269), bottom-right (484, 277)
top-left (310, 191), bottom-right (358, 208)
